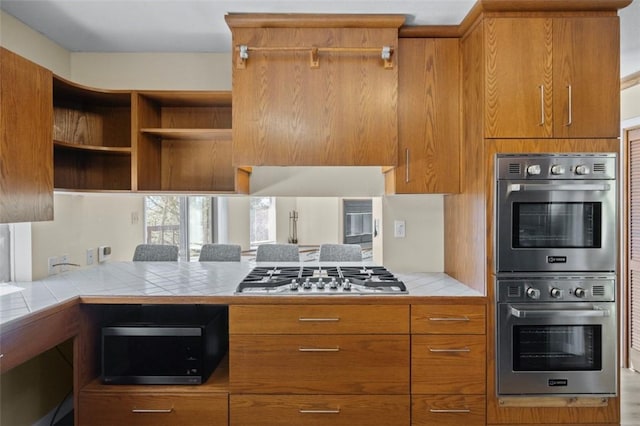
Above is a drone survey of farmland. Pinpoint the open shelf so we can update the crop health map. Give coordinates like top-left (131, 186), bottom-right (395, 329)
top-left (140, 128), bottom-right (232, 141)
top-left (54, 140), bottom-right (132, 154)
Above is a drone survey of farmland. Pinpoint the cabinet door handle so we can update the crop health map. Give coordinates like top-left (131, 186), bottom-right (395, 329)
top-left (299, 409), bottom-right (341, 414)
top-left (428, 316), bottom-right (470, 322)
top-left (298, 317), bottom-right (340, 322)
top-left (405, 148), bottom-right (410, 183)
top-left (429, 408), bottom-right (471, 413)
top-left (428, 347), bottom-right (471, 353)
top-left (131, 408), bottom-right (174, 414)
top-left (566, 84), bottom-right (573, 126)
top-left (299, 347), bottom-right (340, 352)
top-left (539, 85), bottom-right (545, 126)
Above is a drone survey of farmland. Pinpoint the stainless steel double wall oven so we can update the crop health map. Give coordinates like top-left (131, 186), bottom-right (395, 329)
top-left (495, 153), bottom-right (618, 397)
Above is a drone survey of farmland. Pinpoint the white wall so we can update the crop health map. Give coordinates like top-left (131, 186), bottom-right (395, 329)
top-left (224, 197), bottom-right (251, 250)
top-left (622, 84), bottom-right (640, 121)
top-left (30, 194), bottom-right (144, 279)
top-left (70, 52), bottom-right (231, 90)
top-left (0, 11), bottom-right (71, 77)
top-left (382, 195), bottom-right (444, 272)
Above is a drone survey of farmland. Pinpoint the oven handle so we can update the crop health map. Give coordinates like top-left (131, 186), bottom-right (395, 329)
top-left (508, 183), bottom-right (611, 192)
top-left (509, 305), bottom-right (611, 318)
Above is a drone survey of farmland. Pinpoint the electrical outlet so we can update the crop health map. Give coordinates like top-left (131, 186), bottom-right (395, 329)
top-left (98, 246), bottom-right (112, 263)
top-left (59, 254), bottom-right (69, 272)
top-left (86, 248), bottom-right (95, 265)
top-left (48, 256), bottom-right (58, 275)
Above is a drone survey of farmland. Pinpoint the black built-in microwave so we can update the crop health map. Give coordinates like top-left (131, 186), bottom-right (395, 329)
top-left (101, 305), bottom-right (228, 385)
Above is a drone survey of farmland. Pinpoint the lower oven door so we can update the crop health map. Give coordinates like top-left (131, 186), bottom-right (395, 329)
top-left (497, 302), bottom-right (617, 396)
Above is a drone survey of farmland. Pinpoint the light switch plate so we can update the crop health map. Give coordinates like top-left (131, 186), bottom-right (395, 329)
top-left (394, 220), bottom-right (406, 238)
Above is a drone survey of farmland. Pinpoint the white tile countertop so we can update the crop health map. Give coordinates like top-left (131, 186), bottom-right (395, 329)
top-left (0, 261), bottom-right (483, 328)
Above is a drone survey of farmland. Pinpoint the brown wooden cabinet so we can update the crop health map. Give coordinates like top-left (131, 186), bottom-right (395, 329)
top-left (230, 395), bottom-right (410, 426)
top-left (0, 48), bottom-right (54, 222)
top-left (229, 304), bottom-right (410, 425)
top-left (79, 374), bottom-right (229, 426)
top-left (53, 76), bottom-right (132, 191)
top-left (410, 304), bottom-right (486, 425)
top-left (133, 91), bottom-right (249, 193)
top-left (484, 16), bottom-right (620, 139)
top-left (385, 38), bottom-right (460, 194)
top-left (226, 14), bottom-right (404, 166)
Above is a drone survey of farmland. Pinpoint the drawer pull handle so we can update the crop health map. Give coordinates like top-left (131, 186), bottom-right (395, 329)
top-left (299, 409), bottom-right (341, 414)
top-left (428, 316), bottom-right (469, 322)
top-left (131, 408), bottom-right (174, 414)
top-left (428, 347), bottom-right (471, 353)
top-left (299, 347), bottom-right (340, 352)
top-left (298, 317), bottom-right (340, 322)
top-left (429, 408), bottom-right (471, 413)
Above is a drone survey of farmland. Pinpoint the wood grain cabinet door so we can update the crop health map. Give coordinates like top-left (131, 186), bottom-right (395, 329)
top-left (230, 395), bottom-right (410, 426)
top-left (0, 48), bottom-right (53, 222)
top-left (230, 334), bottom-right (410, 394)
top-left (394, 38), bottom-right (460, 194)
top-left (412, 334), bottom-right (486, 394)
top-left (484, 18), bottom-right (553, 138)
top-left (552, 17), bottom-right (620, 138)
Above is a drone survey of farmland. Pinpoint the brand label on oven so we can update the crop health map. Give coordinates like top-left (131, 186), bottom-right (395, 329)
top-left (547, 256), bottom-right (567, 264)
top-left (548, 379), bottom-right (568, 387)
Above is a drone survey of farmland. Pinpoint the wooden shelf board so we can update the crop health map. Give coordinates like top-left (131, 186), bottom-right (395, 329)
top-left (140, 128), bottom-right (232, 140)
top-left (54, 140), bottom-right (132, 155)
top-left (138, 91), bottom-right (231, 107)
top-left (53, 76), bottom-right (131, 106)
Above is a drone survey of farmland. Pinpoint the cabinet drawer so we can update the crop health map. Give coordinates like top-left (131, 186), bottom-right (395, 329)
top-left (411, 304), bottom-right (485, 334)
top-left (79, 392), bottom-right (227, 426)
top-left (412, 395), bottom-right (485, 426)
top-left (230, 305), bottom-right (409, 334)
top-left (230, 334), bottom-right (409, 394)
top-left (412, 335), bottom-right (486, 394)
top-left (231, 394), bottom-right (410, 426)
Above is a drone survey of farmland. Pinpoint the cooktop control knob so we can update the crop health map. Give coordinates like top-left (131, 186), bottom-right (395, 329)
top-left (527, 165), bottom-right (542, 176)
top-left (289, 279), bottom-right (299, 291)
top-left (329, 278), bottom-right (338, 289)
top-left (343, 279), bottom-right (352, 290)
top-left (526, 287), bottom-right (541, 299)
top-left (316, 279), bottom-right (325, 289)
top-left (303, 278), bottom-right (312, 289)
top-left (551, 164), bottom-right (566, 175)
top-left (575, 164), bottom-right (590, 175)
top-left (550, 288), bottom-right (562, 298)
top-left (574, 287), bottom-right (586, 298)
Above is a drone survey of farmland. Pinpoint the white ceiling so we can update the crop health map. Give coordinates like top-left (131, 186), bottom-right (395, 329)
top-left (2, 0), bottom-right (639, 76)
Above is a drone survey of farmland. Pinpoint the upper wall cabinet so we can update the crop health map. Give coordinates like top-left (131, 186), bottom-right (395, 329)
top-left (0, 48), bottom-right (53, 223)
top-left (385, 38), bottom-right (460, 194)
top-left (133, 91), bottom-right (250, 193)
top-left (484, 16), bottom-right (620, 139)
top-left (226, 14), bottom-right (404, 166)
top-left (53, 77), bottom-right (132, 191)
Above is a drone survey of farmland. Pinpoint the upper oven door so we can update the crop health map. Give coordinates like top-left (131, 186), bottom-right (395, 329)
top-left (496, 179), bottom-right (616, 273)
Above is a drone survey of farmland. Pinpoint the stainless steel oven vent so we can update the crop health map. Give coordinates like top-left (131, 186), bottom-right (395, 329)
top-left (508, 163), bottom-right (521, 174)
top-left (593, 163), bottom-right (606, 173)
top-left (592, 285), bottom-right (605, 296)
top-left (508, 285), bottom-right (521, 298)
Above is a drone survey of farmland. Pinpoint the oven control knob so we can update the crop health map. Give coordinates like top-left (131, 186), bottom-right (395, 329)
top-left (575, 165), bottom-right (591, 175)
top-left (550, 288), bottom-right (562, 298)
top-left (527, 165), bottom-right (542, 176)
top-left (574, 287), bottom-right (586, 298)
top-left (551, 164), bottom-right (566, 175)
top-left (526, 288), bottom-right (541, 299)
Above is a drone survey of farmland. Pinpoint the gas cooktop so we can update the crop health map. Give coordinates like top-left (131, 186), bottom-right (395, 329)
top-left (235, 266), bottom-right (408, 295)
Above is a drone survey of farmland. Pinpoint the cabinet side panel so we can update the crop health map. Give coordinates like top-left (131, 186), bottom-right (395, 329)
top-left (0, 48), bottom-right (53, 222)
